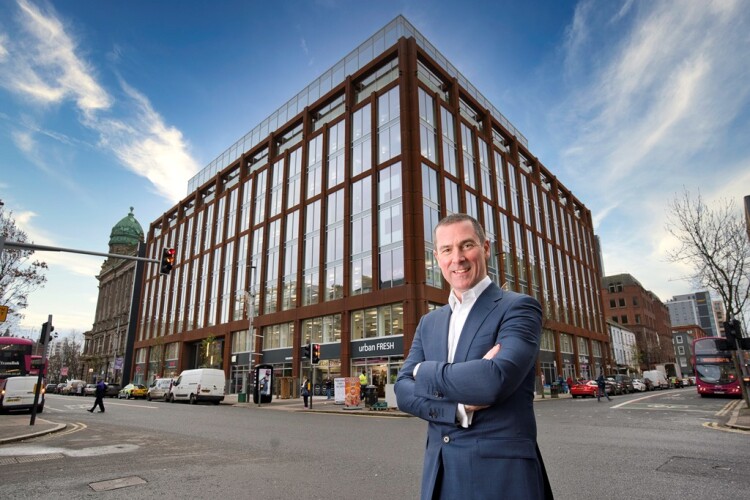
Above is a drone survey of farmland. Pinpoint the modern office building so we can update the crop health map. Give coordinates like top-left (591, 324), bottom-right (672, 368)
top-left (601, 274), bottom-right (674, 371)
top-left (666, 291), bottom-right (719, 337)
top-left (132, 16), bottom-right (607, 396)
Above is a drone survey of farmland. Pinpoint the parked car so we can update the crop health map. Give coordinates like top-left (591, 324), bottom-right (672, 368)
top-left (56, 383), bottom-right (66, 394)
top-left (605, 378), bottom-right (622, 395)
top-left (105, 383), bottom-right (121, 397)
top-left (44, 383), bottom-right (58, 394)
top-left (570, 380), bottom-right (599, 398)
top-left (118, 383), bottom-right (148, 399)
top-left (147, 378), bottom-right (173, 401)
top-left (631, 379), bottom-right (647, 392)
top-left (608, 374), bottom-right (634, 394)
top-left (61, 380), bottom-right (86, 395)
top-left (84, 384), bottom-right (97, 396)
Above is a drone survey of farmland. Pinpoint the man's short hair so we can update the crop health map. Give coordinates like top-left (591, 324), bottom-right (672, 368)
top-left (433, 214), bottom-right (486, 244)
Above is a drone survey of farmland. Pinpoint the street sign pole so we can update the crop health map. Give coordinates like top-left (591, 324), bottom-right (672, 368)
top-left (30, 315), bottom-right (52, 426)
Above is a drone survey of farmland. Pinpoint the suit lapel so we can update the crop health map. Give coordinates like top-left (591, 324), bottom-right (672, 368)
top-left (453, 283), bottom-right (503, 362)
top-left (433, 305), bottom-right (451, 362)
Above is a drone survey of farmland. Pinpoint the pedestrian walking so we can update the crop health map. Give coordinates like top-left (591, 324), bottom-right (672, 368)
top-left (88, 379), bottom-right (106, 413)
top-left (596, 374), bottom-right (611, 402)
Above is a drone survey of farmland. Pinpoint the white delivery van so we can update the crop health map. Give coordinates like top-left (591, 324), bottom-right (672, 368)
top-left (642, 370), bottom-right (669, 390)
top-left (0, 376), bottom-right (45, 413)
top-left (168, 368), bottom-right (225, 405)
top-left (147, 378), bottom-right (173, 401)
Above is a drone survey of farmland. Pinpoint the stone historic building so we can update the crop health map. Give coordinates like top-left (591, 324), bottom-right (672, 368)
top-left (81, 208), bottom-right (144, 384)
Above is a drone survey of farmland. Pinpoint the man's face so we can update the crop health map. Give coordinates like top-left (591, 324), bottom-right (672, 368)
top-left (434, 220), bottom-right (490, 299)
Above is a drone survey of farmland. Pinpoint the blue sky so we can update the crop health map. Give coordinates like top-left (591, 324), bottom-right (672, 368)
top-left (1, 0), bottom-right (749, 339)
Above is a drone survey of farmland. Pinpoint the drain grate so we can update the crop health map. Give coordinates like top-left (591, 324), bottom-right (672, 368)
top-left (89, 476), bottom-right (147, 492)
top-left (13, 453), bottom-right (65, 463)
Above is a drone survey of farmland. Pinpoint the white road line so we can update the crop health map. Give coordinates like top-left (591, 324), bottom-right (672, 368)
top-left (610, 392), bottom-right (664, 409)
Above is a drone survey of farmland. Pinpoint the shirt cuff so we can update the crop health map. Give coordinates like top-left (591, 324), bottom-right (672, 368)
top-left (456, 403), bottom-right (473, 428)
top-left (412, 362), bottom-right (421, 378)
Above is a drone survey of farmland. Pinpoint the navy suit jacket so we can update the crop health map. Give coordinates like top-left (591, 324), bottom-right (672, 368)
top-left (395, 283), bottom-right (548, 500)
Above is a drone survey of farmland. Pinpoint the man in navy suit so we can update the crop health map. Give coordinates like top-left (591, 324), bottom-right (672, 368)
top-left (396, 214), bottom-right (552, 499)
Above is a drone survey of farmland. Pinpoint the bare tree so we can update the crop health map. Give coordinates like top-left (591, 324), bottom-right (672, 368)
top-left (0, 204), bottom-right (48, 329)
top-left (666, 189), bottom-right (750, 332)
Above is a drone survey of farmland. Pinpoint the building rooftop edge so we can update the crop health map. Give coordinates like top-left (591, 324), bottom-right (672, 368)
top-left (187, 14), bottom-right (528, 193)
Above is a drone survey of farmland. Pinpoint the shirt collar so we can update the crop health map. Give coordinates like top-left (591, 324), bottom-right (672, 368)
top-left (448, 276), bottom-right (492, 311)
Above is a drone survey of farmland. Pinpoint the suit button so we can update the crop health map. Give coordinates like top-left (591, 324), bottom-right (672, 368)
top-left (442, 436), bottom-right (450, 443)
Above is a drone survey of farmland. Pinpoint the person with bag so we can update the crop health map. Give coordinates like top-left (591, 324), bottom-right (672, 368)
top-left (301, 377), bottom-right (310, 408)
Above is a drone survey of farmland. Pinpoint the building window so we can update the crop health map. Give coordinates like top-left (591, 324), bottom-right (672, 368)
top-left (378, 163), bottom-right (404, 289)
top-left (418, 88), bottom-right (437, 163)
top-left (352, 104), bottom-right (372, 176)
top-left (377, 86), bottom-right (401, 164)
top-left (635, 314), bottom-right (641, 324)
top-left (325, 190), bottom-right (344, 301)
top-left (422, 164), bottom-right (442, 288)
top-left (303, 201), bottom-right (321, 305)
top-left (441, 106), bottom-right (457, 176)
top-left (609, 299), bottom-right (616, 308)
top-left (621, 315), bottom-right (628, 324)
top-left (632, 296), bottom-right (638, 306)
top-left (351, 303), bottom-right (404, 340)
top-left (618, 298), bottom-right (625, 307)
top-left (677, 346), bottom-right (685, 355)
top-left (282, 210), bottom-right (300, 310)
top-left (351, 176), bottom-right (373, 295)
top-left (302, 314), bottom-right (342, 344)
top-left (306, 135), bottom-right (323, 199)
top-left (540, 330), bottom-right (554, 352)
top-left (327, 120), bottom-right (346, 189)
top-left (560, 333), bottom-right (573, 354)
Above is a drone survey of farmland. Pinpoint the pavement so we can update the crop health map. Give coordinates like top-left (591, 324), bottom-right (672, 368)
top-left (3, 392), bottom-right (749, 445)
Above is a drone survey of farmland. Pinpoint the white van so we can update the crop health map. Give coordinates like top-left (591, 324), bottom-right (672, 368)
top-left (642, 370), bottom-right (669, 390)
top-left (168, 368), bottom-right (225, 405)
top-left (147, 378), bottom-right (173, 401)
top-left (0, 376), bottom-right (45, 413)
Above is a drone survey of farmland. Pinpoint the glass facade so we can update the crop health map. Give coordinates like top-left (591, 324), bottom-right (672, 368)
top-left (136, 16), bottom-right (607, 396)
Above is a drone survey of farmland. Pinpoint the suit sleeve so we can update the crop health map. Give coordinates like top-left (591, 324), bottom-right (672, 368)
top-left (395, 313), bottom-right (458, 424)
top-left (414, 294), bottom-right (541, 408)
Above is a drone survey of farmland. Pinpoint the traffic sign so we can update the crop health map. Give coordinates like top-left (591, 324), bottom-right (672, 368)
top-left (0, 305), bottom-right (8, 322)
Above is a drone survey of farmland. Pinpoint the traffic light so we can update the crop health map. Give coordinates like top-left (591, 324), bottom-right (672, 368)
top-left (723, 320), bottom-right (740, 351)
top-left (39, 322), bottom-right (54, 344)
top-left (302, 343), bottom-right (311, 359)
top-left (160, 247), bottom-right (176, 275)
top-left (311, 343), bottom-right (321, 365)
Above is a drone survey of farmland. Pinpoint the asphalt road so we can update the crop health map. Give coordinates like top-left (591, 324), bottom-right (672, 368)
top-left (1, 389), bottom-right (749, 499)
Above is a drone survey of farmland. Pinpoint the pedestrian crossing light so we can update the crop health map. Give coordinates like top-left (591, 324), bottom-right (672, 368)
top-left (160, 247), bottom-right (176, 275)
top-left (302, 343), bottom-right (311, 359)
top-left (311, 343), bottom-right (321, 365)
top-left (39, 321), bottom-right (54, 344)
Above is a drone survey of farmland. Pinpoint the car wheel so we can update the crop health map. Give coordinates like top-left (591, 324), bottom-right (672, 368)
top-left (189, 394), bottom-right (196, 405)
top-left (572, 394), bottom-right (578, 398)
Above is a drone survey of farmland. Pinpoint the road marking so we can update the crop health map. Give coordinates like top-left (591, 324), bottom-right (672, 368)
top-left (703, 422), bottom-right (750, 434)
top-left (611, 392), bottom-right (663, 408)
top-left (715, 399), bottom-right (739, 417)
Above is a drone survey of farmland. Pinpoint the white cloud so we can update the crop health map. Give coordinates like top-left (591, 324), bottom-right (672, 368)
top-left (555, 0), bottom-right (750, 299)
top-left (1, 0), bottom-right (199, 204)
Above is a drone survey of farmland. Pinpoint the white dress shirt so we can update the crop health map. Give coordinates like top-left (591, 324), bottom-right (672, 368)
top-left (448, 276), bottom-right (492, 427)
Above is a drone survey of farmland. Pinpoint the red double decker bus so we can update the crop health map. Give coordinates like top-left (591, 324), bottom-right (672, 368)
top-left (0, 337), bottom-right (35, 378)
top-left (692, 337), bottom-right (741, 397)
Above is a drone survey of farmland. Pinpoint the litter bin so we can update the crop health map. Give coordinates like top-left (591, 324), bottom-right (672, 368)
top-left (550, 383), bottom-right (559, 398)
top-left (364, 385), bottom-right (378, 407)
top-left (238, 393), bottom-right (247, 403)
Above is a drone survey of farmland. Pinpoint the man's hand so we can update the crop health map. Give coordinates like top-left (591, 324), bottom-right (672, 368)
top-left (464, 344), bottom-right (502, 412)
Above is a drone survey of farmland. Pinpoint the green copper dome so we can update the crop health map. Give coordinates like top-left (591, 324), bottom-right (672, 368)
top-left (109, 207), bottom-right (144, 247)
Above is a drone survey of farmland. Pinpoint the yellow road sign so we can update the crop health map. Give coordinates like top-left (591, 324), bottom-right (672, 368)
top-left (0, 305), bottom-right (8, 322)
